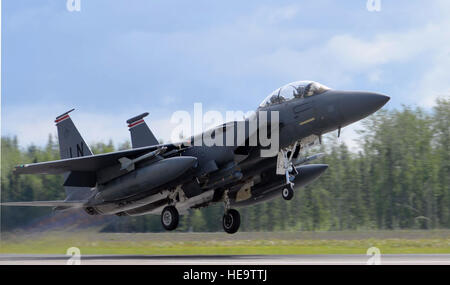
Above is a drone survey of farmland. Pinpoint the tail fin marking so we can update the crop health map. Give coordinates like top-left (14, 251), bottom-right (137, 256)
top-left (127, 112), bottom-right (159, 148)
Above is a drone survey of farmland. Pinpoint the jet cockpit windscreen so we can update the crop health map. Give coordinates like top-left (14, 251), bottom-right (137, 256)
top-left (259, 81), bottom-right (330, 108)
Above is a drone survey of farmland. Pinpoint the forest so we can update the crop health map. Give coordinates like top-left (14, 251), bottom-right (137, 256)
top-left (1, 98), bottom-right (449, 232)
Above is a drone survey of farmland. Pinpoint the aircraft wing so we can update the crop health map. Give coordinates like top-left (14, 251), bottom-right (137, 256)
top-left (15, 143), bottom-right (187, 175)
top-left (0, 200), bottom-right (85, 207)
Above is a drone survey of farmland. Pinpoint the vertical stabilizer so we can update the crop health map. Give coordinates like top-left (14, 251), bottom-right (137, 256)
top-left (127, 112), bottom-right (159, 148)
top-left (55, 109), bottom-right (93, 159)
top-left (54, 109), bottom-right (93, 201)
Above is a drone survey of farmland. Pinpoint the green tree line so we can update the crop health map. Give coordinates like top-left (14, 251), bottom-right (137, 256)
top-left (1, 98), bottom-right (449, 232)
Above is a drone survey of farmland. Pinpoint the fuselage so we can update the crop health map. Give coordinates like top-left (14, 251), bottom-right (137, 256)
top-left (2, 80), bottom-right (389, 234)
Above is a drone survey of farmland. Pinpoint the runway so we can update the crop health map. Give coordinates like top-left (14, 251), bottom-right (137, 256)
top-left (0, 254), bottom-right (449, 265)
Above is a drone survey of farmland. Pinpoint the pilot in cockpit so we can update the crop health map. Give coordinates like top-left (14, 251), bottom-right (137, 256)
top-left (259, 81), bottom-right (330, 108)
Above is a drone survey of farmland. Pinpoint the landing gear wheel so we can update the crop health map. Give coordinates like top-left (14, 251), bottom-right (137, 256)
top-left (161, 205), bottom-right (179, 231)
top-left (222, 209), bottom-right (240, 234)
top-left (282, 185), bottom-right (294, 200)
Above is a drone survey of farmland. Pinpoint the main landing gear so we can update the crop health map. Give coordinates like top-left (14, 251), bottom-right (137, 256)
top-left (222, 190), bottom-right (241, 234)
top-left (223, 209), bottom-right (240, 234)
top-left (161, 205), bottom-right (179, 231)
top-left (161, 187), bottom-right (186, 231)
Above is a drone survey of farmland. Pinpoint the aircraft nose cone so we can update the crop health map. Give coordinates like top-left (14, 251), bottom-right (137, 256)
top-left (339, 92), bottom-right (389, 125)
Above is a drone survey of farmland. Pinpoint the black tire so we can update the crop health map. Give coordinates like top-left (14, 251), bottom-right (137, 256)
top-left (282, 185), bottom-right (294, 200)
top-left (222, 209), bottom-right (240, 234)
top-left (161, 206), bottom-right (179, 231)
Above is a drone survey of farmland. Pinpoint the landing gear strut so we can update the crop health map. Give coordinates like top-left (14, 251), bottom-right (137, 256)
top-left (222, 190), bottom-right (241, 234)
top-left (161, 205), bottom-right (179, 231)
top-left (278, 142), bottom-right (298, 200)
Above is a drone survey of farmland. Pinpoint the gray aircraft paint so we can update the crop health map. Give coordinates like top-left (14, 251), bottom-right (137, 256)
top-left (54, 109), bottom-right (94, 202)
top-left (94, 156), bottom-right (197, 202)
top-left (127, 112), bottom-right (159, 148)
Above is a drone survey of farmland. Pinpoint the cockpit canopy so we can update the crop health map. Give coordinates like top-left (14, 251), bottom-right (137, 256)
top-left (259, 81), bottom-right (330, 108)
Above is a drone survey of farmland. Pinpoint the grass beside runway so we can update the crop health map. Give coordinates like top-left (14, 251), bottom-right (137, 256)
top-left (0, 230), bottom-right (449, 255)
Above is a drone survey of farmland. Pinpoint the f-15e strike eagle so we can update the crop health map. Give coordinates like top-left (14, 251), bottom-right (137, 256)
top-left (1, 81), bottom-right (389, 233)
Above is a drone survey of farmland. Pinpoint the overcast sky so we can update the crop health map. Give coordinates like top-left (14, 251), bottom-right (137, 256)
top-left (2, 0), bottom-right (450, 149)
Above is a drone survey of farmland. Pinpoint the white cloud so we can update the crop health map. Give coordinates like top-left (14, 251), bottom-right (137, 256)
top-left (264, 5), bottom-right (299, 23)
top-left (2, 105), bottom-right (59, 147)
top-left (101, 3), bottom-right (450, 104)
top-left (416, 51), bottom-right (450, 108)
top-left (367, 69), bottom-right (382, 83)
top-left (245, 19), bottom-right (450, 106)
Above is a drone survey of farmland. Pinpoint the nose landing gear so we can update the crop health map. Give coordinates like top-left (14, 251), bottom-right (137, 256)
top-left (282, 184), bottom-right (294, 200)
top-left (277, 143), bottom-right (298, 200)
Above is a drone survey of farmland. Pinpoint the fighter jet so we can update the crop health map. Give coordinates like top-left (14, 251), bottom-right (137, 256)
top-left (1, 81), bottom-right (389, 233)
